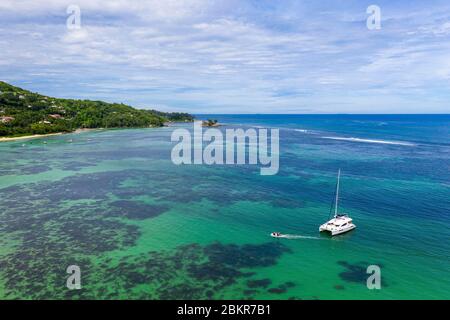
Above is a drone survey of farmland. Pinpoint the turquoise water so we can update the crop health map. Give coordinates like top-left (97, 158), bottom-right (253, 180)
top-left (0, 115), bottom-right (449, 299)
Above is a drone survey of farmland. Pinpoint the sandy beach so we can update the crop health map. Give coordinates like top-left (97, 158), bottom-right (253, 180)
top-left (0, 128), bottom-right (100, 143)
top-left (0, 132), bottom-right (64, 143)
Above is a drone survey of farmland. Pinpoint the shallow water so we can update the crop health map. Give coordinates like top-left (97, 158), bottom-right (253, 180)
top-left (0, 115), bottom-right (449, 299)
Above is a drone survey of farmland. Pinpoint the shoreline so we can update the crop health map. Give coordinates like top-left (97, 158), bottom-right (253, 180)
top-left (0, 132), bottom-right (65, 143)
top-left (0, 126), bottom-right (172, 143)
top-left (0, 128), bottom-right (100, 143)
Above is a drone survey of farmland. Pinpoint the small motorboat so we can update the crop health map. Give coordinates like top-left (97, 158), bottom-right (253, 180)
top-left (270, 232), bottom-right (284, 238)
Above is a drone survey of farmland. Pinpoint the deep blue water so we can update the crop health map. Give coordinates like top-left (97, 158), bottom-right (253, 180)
top-left (197, 114), bottom-right (450, 183)
top-left (197, 114), bottom-right (450, 146)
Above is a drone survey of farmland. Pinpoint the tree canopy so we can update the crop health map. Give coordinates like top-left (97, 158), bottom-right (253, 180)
top-left (0, 81), bottom-right (194, 137)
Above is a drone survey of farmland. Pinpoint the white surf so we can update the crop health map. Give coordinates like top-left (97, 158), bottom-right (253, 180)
top-left (321, 136), bottom-right (415, 146)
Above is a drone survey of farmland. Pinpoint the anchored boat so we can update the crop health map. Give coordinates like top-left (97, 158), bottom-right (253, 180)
top-left (319, 169), bottom-right (356, 236)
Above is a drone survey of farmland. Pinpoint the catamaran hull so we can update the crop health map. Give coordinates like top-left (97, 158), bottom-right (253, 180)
top-left (319, 224), bottom-right (356, 236)
top-left (331, 224), bottom-right (355, 236)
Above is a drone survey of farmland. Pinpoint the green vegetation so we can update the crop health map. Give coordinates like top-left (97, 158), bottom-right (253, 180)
top-left (0, 81), bottom-right (194, 137)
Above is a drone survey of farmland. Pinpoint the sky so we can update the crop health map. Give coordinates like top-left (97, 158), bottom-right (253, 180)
top-left (1, 0), bottom-right (450, 114)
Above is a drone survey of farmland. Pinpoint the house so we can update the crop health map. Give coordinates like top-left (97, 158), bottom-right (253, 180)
top-left (0, 116), bottom-right (14, 123)
top-left (52, 106), bottom-right (66, 113)
top-left (39, 120), bottom-right (51, 124)
top-left (49, 114), bottom-right (63, 119)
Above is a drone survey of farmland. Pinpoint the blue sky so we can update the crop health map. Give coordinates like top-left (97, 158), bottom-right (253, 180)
top-left (1, 0), bottom-right (450, 113)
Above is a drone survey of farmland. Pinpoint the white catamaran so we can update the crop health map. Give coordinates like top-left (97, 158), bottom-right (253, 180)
top-left (319, 169), bottom-right (356, 236)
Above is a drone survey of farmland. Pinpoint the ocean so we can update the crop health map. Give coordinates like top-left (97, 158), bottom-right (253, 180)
top-left (0, 114), bottom-right (449, 299)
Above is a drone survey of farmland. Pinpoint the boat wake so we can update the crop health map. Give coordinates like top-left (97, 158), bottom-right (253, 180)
top-left (275, 234), bottom-right (322, 240)
top-left (321, 136), bottom-right (416, 146)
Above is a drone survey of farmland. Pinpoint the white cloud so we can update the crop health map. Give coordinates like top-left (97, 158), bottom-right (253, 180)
top-left (0, 0), bottom-right (214, 21)
top-left (1, 0), bottom-right (450, 113)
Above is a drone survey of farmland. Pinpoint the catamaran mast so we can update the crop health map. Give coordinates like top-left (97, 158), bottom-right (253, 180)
top-left (334, 169), bottom-right (340, 218)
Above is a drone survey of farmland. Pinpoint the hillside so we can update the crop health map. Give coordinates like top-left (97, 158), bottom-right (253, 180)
top-left (0, 81), bottom-right (193, 137)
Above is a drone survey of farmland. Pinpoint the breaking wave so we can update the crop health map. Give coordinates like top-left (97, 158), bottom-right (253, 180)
top-left (321, 136), bottom-right (416, 146)
top-left (294, 129), bottom-right (309, 133)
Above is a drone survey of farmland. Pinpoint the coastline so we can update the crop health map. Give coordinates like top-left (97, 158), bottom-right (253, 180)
top-left (0, 126), bottom-right (173, 143)
top-left (0, 128), bottom-right (99, 143)
top-left (0, 132), bottom-right (64, 143)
